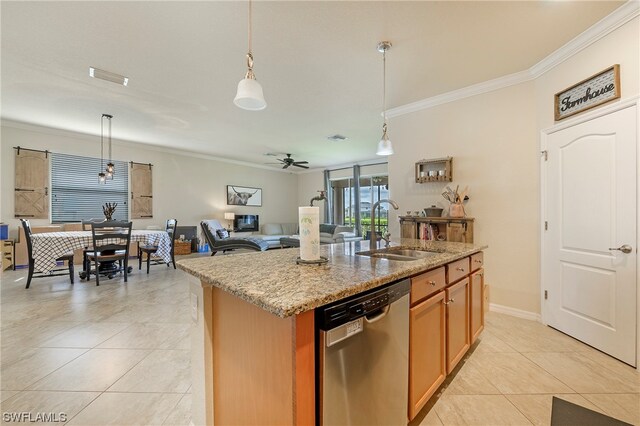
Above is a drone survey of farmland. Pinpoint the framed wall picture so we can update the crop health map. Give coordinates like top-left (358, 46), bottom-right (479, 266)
top-left (554, 64), bottom-right (620, 121)
top-left (227, 185), bottom-right (262, 206)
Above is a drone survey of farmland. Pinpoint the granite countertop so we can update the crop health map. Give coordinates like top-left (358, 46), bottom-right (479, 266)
top-left (177, 239), bottom-right (487, 318)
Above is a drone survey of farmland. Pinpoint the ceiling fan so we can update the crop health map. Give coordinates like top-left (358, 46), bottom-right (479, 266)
top-left (273, 154), bottom-right (309, 169)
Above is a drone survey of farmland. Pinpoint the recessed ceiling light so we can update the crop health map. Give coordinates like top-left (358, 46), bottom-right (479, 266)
top-left (89, 67), bottom-right (129, 86)
top-left (327, 134), bottom-right (348, 142)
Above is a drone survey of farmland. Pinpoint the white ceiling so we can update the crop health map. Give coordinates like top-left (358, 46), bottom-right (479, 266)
top-left (0, 1), bottom-right (623, 170)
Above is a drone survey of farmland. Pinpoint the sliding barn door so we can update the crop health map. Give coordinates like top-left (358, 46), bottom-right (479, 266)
top-left (131, 163), bottom-right (153, 219)
top-left (15, 149), bottom-right (49, 219)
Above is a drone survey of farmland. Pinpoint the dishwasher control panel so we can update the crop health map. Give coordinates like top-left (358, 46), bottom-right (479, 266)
top-left (317, 279), bottom-right (410, 331)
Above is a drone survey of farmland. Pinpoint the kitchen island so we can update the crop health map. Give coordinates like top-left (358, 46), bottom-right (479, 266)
top-left (178, 239), bottom-right (486, 425)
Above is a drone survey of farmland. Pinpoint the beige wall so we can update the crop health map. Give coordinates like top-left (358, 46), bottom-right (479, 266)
top-left (388, 81), bottom-right (540, 313)
top-left (297, 170), bottom-right (326, 223)
top-left (389, 16), bottom-right (639, 315)
top-left (536, 18), bottom-right (639, 130)
top-left (0, 122), bottom-right (299, 235)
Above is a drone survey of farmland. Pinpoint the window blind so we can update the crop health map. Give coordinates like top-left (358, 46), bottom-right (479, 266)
top-left (51, 153), bottom-right (128, 223)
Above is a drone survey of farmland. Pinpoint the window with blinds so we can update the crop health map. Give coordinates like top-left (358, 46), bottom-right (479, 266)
top-left (51, 153), bottom-right (129, 223)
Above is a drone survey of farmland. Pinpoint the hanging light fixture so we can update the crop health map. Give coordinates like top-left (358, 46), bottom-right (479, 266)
top-left (98, 114), bottom-right (106, 184)
top-left (103, 114), bottom-right (115, 180)
top-left (376, 41), bottom-right (393, 156)
top-left (234, 0), bottom-right (267, 111)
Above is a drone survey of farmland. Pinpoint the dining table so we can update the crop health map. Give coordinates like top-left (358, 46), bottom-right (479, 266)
top-left (30, 230), bottom-right (172, 274)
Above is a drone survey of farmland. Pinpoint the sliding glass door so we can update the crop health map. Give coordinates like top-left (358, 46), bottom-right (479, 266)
top-left (330, 174), bottom-right (389, 238)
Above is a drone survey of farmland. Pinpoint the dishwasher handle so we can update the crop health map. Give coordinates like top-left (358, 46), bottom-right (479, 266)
top-left (365, 305), bottom-right (390, 323)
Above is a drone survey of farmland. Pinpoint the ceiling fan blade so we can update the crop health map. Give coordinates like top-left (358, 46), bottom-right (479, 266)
top-left (282, 163), bottom-right (290, 169)
top-left (292, 161), bottom-right (309, 165)
top-left (293, 164), bottom-right (309, 169)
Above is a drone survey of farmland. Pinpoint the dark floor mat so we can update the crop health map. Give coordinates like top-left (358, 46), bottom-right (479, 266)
top-left (551, 396), bottom-right (632, 426)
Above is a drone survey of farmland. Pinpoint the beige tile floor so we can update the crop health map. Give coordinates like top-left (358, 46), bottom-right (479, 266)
top-left (1, 262), bottom-right (639, 425)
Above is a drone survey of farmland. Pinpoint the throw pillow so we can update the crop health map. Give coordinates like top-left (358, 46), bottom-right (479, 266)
top-left (216, 229), bottom-right (230, 239)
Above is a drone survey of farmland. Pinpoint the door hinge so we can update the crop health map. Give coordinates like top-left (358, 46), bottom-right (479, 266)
top-left (544, 221), bottom-right (548, 231)
top-left (541, 150), bottom-right (548, 161)
top-left (544, 290), bottom-right (548, 300)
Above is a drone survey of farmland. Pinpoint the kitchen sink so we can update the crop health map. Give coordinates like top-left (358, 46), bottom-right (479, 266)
top-left (356, 248), bottom-right (440, 262)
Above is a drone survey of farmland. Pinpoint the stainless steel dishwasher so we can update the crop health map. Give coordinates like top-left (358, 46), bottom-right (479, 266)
top-left (317, 279), bottom-right (410, 425)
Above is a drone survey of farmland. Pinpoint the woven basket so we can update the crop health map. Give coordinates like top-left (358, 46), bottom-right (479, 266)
top-left (174, 241), bottom-right (192, 255)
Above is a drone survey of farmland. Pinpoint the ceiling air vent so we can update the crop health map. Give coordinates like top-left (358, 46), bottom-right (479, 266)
top-left (89, 67), bottom-right (129, 86)
top-left (327, 134), bottom-right (347, 142)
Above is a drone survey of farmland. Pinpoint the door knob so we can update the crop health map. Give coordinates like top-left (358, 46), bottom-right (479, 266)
top-left (608, 244), bottom-right (632, 254)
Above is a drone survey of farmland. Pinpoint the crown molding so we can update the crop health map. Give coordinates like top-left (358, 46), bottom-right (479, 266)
top-left (385, 70), bottom-right (533, 118)
top-left (530, 0), bottom-right (639, 78)
top-left (386, 0), bottom-right (640, 119)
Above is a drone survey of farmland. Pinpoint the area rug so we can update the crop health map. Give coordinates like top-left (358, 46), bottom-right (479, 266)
top-left (551, 396), bottom-right (631, 426)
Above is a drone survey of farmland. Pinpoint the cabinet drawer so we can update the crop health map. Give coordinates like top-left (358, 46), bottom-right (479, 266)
top-left (447, 257), bottom-right (470, 284)
top-left (411, 267), bottom-right (446, 305)
top-left (470, 252), bottom-right (484, 272)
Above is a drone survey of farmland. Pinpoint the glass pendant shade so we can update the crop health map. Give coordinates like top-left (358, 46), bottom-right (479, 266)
top-left (98, 172), bottom-right (106, 184)
top-left (375, 41), bottom-right (393, 156)
top-left (376, 134), bottom-right (394, 156)
top-left (106, 162), bottom-right (115, 179)
top-left (234, 77), bottom-right (266, 111)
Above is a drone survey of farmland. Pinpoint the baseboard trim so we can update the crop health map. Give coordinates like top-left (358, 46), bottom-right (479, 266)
top-left (489, 303), bottom-right (541, 322)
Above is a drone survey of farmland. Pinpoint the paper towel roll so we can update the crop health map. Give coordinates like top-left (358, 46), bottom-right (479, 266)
top-left (298, 206), bottom-right (320, 261)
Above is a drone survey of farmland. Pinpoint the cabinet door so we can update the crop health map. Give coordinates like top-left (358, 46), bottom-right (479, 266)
top-left (400, 220), bottom-right (417, 239)
top-left (411, 267), bottom-right (446, 306)
top-left (409, 291), bottom-right (446, 421)
top-left (470, 269), bottom-right (485, 344)
top-left (446, 278), bottom-right (470, 373)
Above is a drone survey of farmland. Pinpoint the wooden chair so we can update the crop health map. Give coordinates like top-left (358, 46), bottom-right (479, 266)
top-left (87, 221), bottom-right (132, 286)
top-left (80, 218), bottom-right (106, 276)
top-left (138, 219), bottom-right (178, 273)
top-left (20, 219), bottom-right (74, 289)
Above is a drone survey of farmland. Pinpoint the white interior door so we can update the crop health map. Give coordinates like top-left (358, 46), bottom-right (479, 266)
top-left (543, 105), bottom-right (637, 366)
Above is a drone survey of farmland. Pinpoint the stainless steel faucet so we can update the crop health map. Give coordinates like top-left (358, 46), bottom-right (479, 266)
top-left (309, 190), bottom-right (327, 207)
top-left (370, 199), bottom-right (399, 250)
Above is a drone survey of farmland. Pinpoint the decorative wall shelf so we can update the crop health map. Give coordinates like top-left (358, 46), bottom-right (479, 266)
top-left (415, 157), bottom-right (452, 183)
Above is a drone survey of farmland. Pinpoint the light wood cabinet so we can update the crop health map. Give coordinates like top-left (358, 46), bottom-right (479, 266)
top-left (407, 251), bottom-right (484, 420)
top-left (399, 217), bottom-right (474, 243)
top-left (470, 269), bottom-right (485, 344)
top-left (470, 252), bottom-right (484, 272)
top-left (445, 277), bottom-right (470, 373)
top-left (409, 291), bottom-right (446, 421)
top-left (2, 240), bottom-right (15, 271)
top-left (447, 257), bottom-right (470, 284)
top-left (410, 266), bottom-right (446, 305)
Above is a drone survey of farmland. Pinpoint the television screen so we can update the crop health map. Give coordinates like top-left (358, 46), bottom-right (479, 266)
top-left (234, 215), bottom-right (259, 232)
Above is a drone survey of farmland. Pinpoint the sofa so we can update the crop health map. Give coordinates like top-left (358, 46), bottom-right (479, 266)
top-left (251, 223), bottom-right (362, 248)
top-left (319, 224), bottom-right (363, 244)
top-left (251, 223), bottom-right (299, 249)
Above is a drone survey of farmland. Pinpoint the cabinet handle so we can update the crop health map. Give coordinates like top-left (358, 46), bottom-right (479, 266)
top-left (428, 280), bottom-right (436, 286)
top-left (444, 298), bottom-right (455, 305)
top-left (474, 259), bottom-right (482, 263)
top-left (456, 267), bottom-right (465, 272)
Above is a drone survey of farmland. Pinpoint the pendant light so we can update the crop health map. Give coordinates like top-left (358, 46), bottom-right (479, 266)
top-left (376, 41), bottom-right (393, 156)
top-left (98, 114), bottom-right (106, 184)
top-left (103, 114), bottom-right (115, 180)
top-left (234, 0), bottom-right (267, 111)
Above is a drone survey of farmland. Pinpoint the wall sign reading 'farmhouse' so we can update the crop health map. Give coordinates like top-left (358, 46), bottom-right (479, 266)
top-left (554, 64), bottom-right (620, 121)
top-left (227, 185), bottom-right (262, 206)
